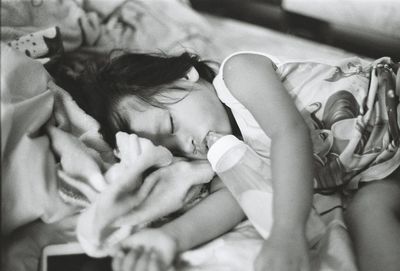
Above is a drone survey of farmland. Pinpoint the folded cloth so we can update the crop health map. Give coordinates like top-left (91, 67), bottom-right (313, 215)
top-left (275, 56), bottom-right (400, 193)
top-left (1, 43), bottom-right (115, 236)
top-left (312, 60), bottom-right (400, 191)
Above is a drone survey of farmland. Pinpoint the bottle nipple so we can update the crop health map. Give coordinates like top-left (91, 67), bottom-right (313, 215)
top-left (206, 131), bottom-right (224, 149)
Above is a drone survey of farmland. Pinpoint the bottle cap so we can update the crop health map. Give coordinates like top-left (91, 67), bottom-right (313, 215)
top-left (207, 135), bottom-right (243, 171)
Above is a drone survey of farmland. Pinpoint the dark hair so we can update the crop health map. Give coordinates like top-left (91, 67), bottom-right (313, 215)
top-left (49, 50), bottom-right (216, 147)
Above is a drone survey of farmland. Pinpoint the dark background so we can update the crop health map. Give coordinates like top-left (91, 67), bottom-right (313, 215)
top-left (190, 0), bottom-right (400, 60)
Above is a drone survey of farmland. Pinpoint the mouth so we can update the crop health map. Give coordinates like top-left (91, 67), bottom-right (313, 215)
top-left (205, 131), bottom-right (224, 148)
top-left (191, 133), bottom-right (210, 157)
top-left (193, 141), bottom-right (208, 156)
top-left (191, 131), bottom-right (226, 158)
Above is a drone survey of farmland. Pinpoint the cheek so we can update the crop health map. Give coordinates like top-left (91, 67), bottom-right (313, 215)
top-left (173, 91), bottom-right (230, 132)
top-left (174, 99), bottom-right (208, 123)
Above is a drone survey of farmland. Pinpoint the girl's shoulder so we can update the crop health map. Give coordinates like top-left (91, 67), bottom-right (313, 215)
top-left (215, 51), bottom-right (316, 86)
top-left (212, 51), bottom-right (284, 105)
top-left (215, 51), bottom-right (282, 88)
top-left (218, 51), bottom-right (282, 73)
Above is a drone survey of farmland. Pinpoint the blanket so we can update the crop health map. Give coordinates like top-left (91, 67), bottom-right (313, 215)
top-left (1, 0), bottom-right (212, 57)
top-left (1, 44), bottom-right (79, 235)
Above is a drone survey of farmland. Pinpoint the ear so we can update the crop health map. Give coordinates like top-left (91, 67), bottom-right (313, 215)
top-left (183, 66), bottom-right (199, 82)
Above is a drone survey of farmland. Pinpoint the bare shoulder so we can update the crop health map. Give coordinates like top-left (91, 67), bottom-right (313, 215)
top-left (222, 53), bottom-right (278, 98)
top-left (223, 53), bottom-right (275, 72)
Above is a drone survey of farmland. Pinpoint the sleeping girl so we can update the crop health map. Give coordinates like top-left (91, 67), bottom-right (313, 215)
top-left (51, 50), bottom-right (400, 271)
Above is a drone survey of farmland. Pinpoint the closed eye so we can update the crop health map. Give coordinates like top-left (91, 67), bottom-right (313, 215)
top-left (170, 113), bottom-right (175, 134)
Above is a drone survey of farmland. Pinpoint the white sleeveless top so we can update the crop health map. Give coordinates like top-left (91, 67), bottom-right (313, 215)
top-left (212, 51), bottom-right (400, 190)
top-left (212, 51), bottom-right (279, 166)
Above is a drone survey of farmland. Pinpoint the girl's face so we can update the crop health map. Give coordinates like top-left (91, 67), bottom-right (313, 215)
top-left (116, 78), bottom-right (232, 159)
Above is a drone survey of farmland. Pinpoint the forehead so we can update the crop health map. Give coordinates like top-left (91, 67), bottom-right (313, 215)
top-left (117, 94), bottom-right (158, 122)
top-left (114, 91), bottom-right (181, 133)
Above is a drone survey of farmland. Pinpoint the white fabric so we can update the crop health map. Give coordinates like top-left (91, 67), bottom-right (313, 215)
top-left (1, 44), bottom-right (77, 235)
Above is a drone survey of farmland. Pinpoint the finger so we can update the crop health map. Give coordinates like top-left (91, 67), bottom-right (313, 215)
top-left (111, 145), bottom-right (171, 193)
top-left (189, 161), bottom-right (215, 185)
top-left (134, 248), bottom-right (152, 271)
top-left (116, 132), bottom-right (141, 164)
top-left (117, 132), bottom-right (140, 163)
top-left (121, 248), bottom-right (141, 271)
top-left (112, 250), bottom-right (125, 271)
top-left (136, 146), bottom-right (173, 172)
top-left (147, 249), bottom-right (161, 271)
top-left (137, 137), bottom-right (171, 166)
top-left (138, 137), bottom-right (156, 153)
top-left (110, 168), bottom-right (161, 213)
top-left (127, 133), bottom-right (142, 162)
top-left (87, 172), bottom-right (107, 193)
top-left (153, 249), bottom-right (169, 271)
top-left (107, 164), bottom-right (144, 193)
top-left (134, 171), bottom-right (161, 202)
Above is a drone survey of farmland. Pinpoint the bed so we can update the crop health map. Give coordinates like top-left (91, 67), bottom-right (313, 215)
top-left (1, 0), bottom-right (375, 270)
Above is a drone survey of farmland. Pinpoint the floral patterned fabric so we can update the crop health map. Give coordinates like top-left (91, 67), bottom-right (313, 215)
top-left (214, 52), bottom-right (400, 193)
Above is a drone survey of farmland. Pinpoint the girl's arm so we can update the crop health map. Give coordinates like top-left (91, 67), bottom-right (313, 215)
top-left (113, 180), bottom-right (245, 271)
top-left (160, 179), bottom-right (244, 251)
top-left (223, 53), bottom-right (313, 270)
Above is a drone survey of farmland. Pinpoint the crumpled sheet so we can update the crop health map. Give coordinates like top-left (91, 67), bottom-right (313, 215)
top-left (1, 0), bottom-right (212, 56)
top-left (1, 44), bottom-right (79, 235)
top-left (1, 41), bottom-right (112, 271)
top-left (179, 195), bottom-right (357, 271)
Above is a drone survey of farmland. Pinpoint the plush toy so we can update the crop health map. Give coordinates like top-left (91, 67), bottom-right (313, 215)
top-left (7, 26), bottom-right (63, 65)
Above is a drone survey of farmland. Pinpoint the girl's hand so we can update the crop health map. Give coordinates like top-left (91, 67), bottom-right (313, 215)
top-left (254, 228), bottom-right (310, 271)
top-left (77, 132), bottom-right (173, 256)
top-left (99, 132), bottom-right (173, 224)
top-left (112, 228), bottom-right (177, 271)
top-left (113, 159), bottom-right (214, 226)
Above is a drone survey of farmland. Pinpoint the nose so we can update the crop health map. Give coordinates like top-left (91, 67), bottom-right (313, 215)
top-left (173, 133), bottom-right (196, 157)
